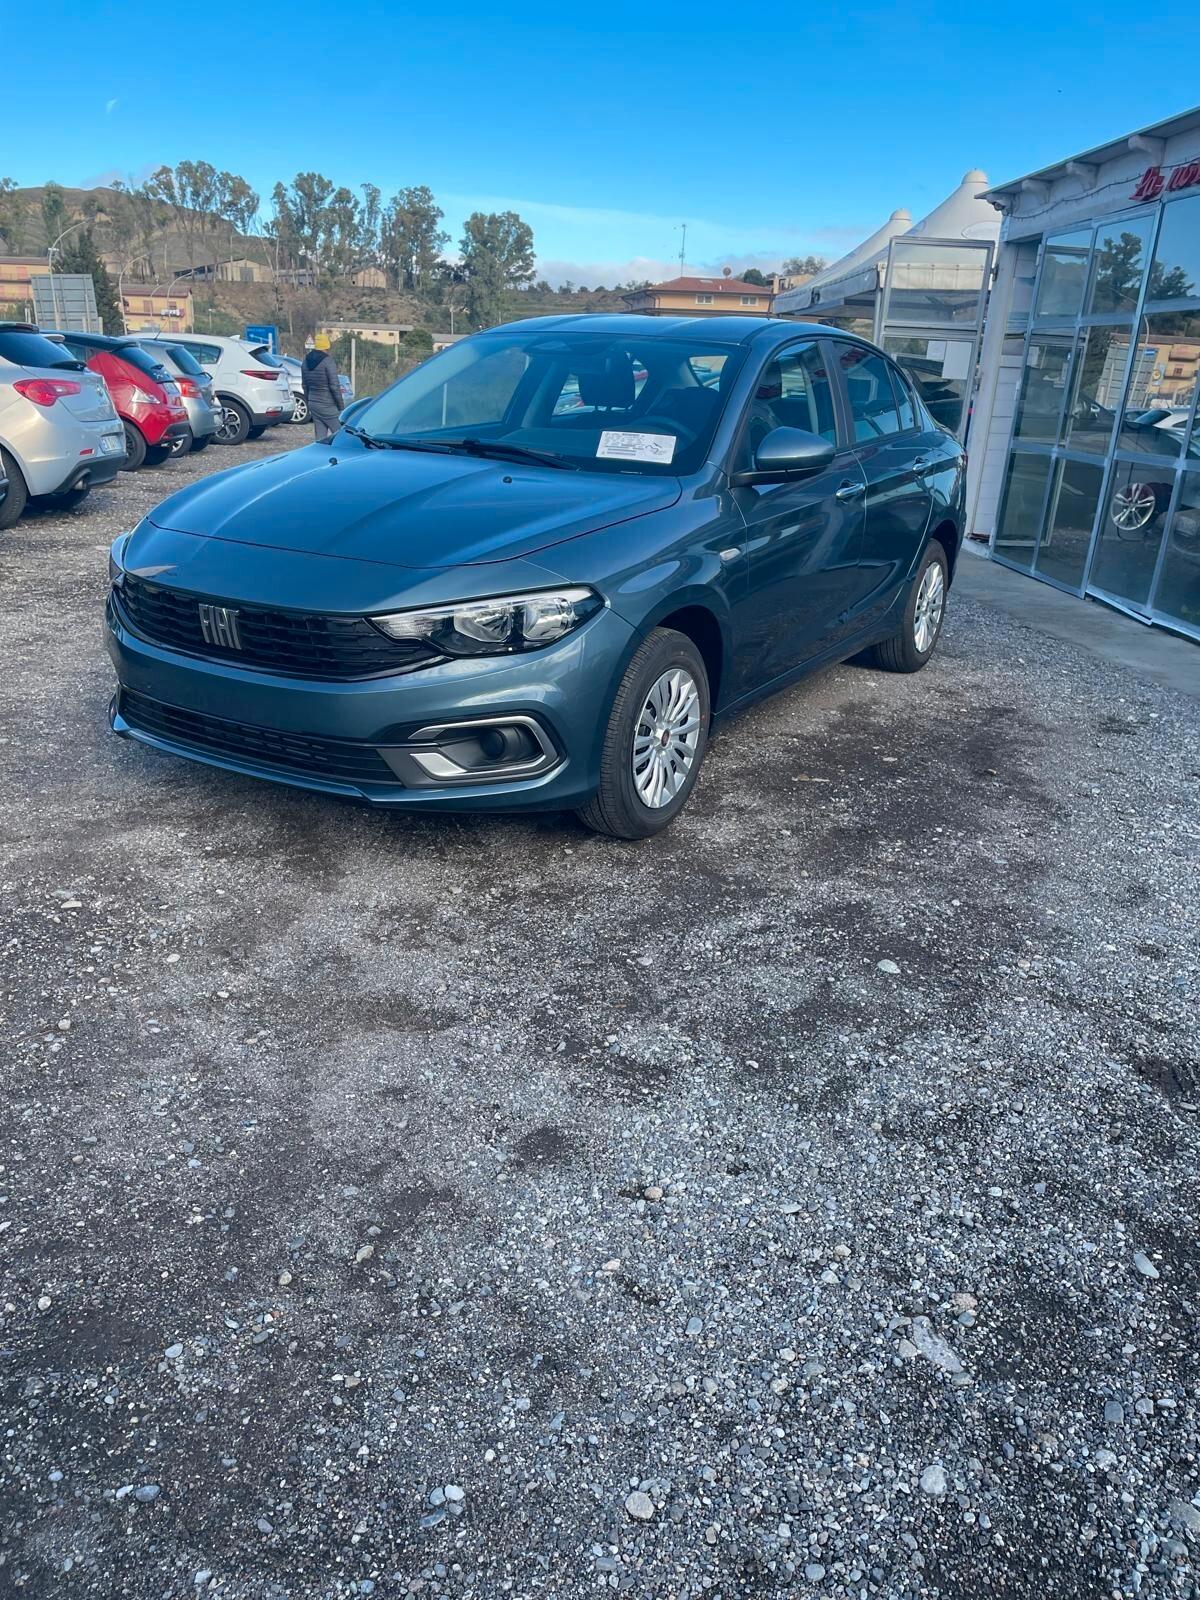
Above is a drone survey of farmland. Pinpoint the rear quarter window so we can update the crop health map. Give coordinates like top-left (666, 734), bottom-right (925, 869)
top-left (180, 342), bottom-right (223, 366)
top-left (0, 330), bottom-right (85, 371)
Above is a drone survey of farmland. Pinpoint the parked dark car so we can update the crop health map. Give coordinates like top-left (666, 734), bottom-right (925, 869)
top-left (52, 332), bottom-right (189, 470)
top-left (105, 316), bottom-right (965, 837)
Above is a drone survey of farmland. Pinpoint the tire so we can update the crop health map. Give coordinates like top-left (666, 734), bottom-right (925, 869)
top-left (215, 398), bottom-right (250, 445)
top-left (37, 483), bottom-right (91, 513)
top-left (292, 396), bottom-right (309, 424)
top-left (0, 446), bottom-right (29, 529)
top-left (247, 425), bottom-right (267, 440)
top-left (121, 422), bottom-right (147, 471)
top-left (870, 540), bottom-right (949, 673)
top-left (168, 430), bottom-right (192, 458)
top-left (578, 627), bottom-right (710, 840)
top-left (190, 435), bottom-right (212, 453)
top-left (144, 444), bottom-right (172, 467)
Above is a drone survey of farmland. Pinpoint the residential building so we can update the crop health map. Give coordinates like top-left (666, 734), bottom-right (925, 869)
top-left (0, 255), bottom-right (50, 311)
top-left (318, 320), bottom-right (413, 349)
top-left (122, 288), bottom-right (195, 333)
top-left (622, 272), bottom-right (773, 317)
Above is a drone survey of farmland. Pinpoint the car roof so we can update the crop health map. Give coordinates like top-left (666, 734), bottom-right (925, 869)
top-left (485, 313), bottom-right (866, 351)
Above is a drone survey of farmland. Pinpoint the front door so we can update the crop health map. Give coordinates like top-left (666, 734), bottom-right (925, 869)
top-left (833, 344), bottom-right (935, 631)
top-left (727, 340), bottom-right (866, 694)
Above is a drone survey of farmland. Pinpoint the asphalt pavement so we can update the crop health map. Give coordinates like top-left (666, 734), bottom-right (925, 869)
top-left (1, 431), bottom-right (1198, 1599)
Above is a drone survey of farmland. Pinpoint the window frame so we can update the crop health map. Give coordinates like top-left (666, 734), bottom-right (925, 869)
top-left (727, 336), bottom-right (852, 474)
top-left (831, 341), bottom-right (909, 446)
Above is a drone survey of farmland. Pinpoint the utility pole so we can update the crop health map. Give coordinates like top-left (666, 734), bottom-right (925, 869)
top-left (678, 223), bottom-right (687, 277)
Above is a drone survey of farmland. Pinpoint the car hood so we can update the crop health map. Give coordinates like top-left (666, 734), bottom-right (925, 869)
top-left (147, 442), bottom-right (681, 568)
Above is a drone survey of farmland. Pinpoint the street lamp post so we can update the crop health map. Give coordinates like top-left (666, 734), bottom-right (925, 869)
top-left (117, 252), bottom-right (152, 335)
top-left (46, 220), bottom-right (86, 329)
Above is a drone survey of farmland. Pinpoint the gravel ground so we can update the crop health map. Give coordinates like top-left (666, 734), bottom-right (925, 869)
top-left (1, 432), bottom-right (1198, 1600)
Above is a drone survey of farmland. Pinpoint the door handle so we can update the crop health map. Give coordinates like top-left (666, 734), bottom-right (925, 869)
top-left (835, 480), bottom-right (865, 501)
top-left (912, 457), bottom-right (935, 477)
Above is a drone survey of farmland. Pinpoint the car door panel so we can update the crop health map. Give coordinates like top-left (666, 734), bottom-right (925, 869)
top-left (832, 346), bottom-right (935, 629)
top-left (725, 339), bottom-right (866, 694)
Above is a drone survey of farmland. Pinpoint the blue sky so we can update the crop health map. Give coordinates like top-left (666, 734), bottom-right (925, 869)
top-left (6, 0), bottom-right (1193, 285)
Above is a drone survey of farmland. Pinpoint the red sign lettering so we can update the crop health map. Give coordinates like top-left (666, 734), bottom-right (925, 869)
top-left (1133, 161), bottom-right (1200, 202)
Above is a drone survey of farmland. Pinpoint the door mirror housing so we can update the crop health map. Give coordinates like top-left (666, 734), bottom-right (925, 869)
top-left (731, 426), bottom-right (837, 486)
top-left (339, 396), bottom-right (371, 426)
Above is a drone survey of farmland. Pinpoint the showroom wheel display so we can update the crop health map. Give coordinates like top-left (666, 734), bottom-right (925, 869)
top-left (870, 541), bottom-right (948, 673)
top-left (578, 627), bottom-right (710, 840)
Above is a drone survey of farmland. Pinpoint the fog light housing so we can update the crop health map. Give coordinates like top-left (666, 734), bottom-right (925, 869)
top-left (380, 716), bottom-right (559, 787)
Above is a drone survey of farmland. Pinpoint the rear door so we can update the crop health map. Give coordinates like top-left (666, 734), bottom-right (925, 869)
top-left (832, 343), bottom-right (934, 630)
top-left (727, 338), bottom-right (867, 692)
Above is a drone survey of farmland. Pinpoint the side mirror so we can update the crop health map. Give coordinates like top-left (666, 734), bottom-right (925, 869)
top-left (731, 426), bottom-right (836, 487)
top-left (339, 397), bottom-right (371, 425)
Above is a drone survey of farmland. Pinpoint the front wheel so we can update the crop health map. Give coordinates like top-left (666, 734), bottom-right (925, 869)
top-left (578, 628), bottom-right (710, 840)
top-left (869, 541), bottom-right (948, 673)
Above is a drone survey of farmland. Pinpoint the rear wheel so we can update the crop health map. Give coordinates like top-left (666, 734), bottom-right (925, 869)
top-left (168, 430), bottom-right (192, 458)
top-left (216, 398), bottom-right (250, 445)
top-left (292, 395), bottom-right (309, 424)
top-left (190, 434), bottom-right (212, 453)
top-left (121, 422), bottom-right (147, 471)
top-left (578, 628), bottom-right (710, 840)
top-left (0, 447), bottom-right (29, 529)
top-left (144, 444), bottom-right (172, 467)
top-left (870, 541), bottom-right (948, 673)
top-left (247, 424), bottom-right (267, 440)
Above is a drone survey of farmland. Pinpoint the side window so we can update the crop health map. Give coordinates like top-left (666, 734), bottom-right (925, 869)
top-left (839, 346), bottom-right (902, 442)
top-left (888, 364), bottom-right (917, 431)
top-left (740, 343), bottom-right (838, 467)
top-left (180, 341), bottom-right (221, 367)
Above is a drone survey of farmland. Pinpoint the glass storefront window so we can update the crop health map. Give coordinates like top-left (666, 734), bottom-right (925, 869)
top-left (882, 334), bottom-right (972, 435)
top-left (1090, 459), bottom-right (1176, 608)
top-left (883, 240), bottom-right (990, 327)
top-left (1147, 193), bottom-right (1200, 304)
top-left (1063, 326), bottom-right (1127, 452)
top-left (1153, 471), bottom-right (1200, 632)
top-left (1114, 308), bottom-right (1200, 454)
top-left (1034, 230), bottom-right (1092, 319)
top-left (1087, 216), bottom-right (1155, 317)
top-left (1034, 459), bottom-right (1104, 590)
top-left (1013, 333), bottom-right (1073, 442)
top-left (993, 451), bottom-right (1052, 570)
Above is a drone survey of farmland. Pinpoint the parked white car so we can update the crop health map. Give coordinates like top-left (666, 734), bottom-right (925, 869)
top-left (162, 335), bottom-right (294, 444)
top-left (0, 322), bottom-right (125, 528)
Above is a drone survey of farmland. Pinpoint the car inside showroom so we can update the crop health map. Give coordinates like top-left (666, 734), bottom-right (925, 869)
top-left (968, 107), bottom-right (1200, 641)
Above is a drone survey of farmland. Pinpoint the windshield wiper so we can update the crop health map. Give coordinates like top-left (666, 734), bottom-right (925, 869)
top-left (438, 437), bottom-right (578, 471)
top-left (342, 424), bottom-right (387, 450)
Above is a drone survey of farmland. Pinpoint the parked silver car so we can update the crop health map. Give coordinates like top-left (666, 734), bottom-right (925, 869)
top-left (166, 335), bottom-right (294, 444)
top-left (0, 322), bottom-right (125, 528)
top-left (135, 337), bottom-right (222, 456)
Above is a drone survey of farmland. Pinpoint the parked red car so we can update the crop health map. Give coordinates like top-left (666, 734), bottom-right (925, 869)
top-left (50, 332), bottom-right (189, 470)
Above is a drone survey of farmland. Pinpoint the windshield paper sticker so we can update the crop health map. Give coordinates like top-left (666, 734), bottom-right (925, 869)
top-left (597, 430), bottom-right (676, 464)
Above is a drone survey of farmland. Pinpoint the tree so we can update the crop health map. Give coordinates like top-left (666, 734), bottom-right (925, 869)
top-left (740, 267), bottom-right (768, 286)
top-left (42, 182), bottom-right (70, 250)
top-left (358, 182), bottom-right (382, 269)
top-left (287, 172), bottom-right (335, 278)
top-left (58, 229), bottom-right (122, 333)
top-left (0, 178), bottom-right (28, 252)
top-left (382, 186), bottom-right (449, 291)
top-left (782, 253), bottom-right (827, 278)
top-left (216, 172), bottom-right (260, 268)
top-left (1149, 259), bottom-right (1193, 301)
top-left (324, 186), bottom-right (361, 279)
top-left (457, 211), bottom-right (535, 328)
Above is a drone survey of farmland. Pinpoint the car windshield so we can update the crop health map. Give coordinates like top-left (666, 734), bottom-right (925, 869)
top-left (354, 330), bottom-right (746, 475)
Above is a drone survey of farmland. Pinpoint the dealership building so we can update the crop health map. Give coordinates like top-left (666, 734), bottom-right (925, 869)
top-left (968, 106), bottom-right (1200, 641)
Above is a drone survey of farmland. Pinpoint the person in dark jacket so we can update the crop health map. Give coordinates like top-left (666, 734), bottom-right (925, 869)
top-left (301, 334), bottom-right (343, 442)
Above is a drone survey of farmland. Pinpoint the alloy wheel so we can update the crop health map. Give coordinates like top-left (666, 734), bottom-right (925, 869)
top-left (217, 404), bottom-right (241, 443)
top-left (1111, 482), bottom-right (1157, 535)
top-left (913, 559), bottom-right (945, 654)
top-left (632, 668), bottom-right (701, 809)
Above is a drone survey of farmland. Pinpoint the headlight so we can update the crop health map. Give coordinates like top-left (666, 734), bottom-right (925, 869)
top-left (370, 587), bottom-right (603, 656)
top-left (108, 532), bottom-right (131, 586)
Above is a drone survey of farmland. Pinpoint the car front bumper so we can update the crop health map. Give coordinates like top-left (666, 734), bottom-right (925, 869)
top-left (104, 597), bottom-right (637, 812)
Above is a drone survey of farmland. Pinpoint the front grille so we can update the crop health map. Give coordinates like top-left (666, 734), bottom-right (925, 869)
top-left (119, 689), bottom-right (397, 787)
top-left (116, 573), bottom-right (433, 679)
